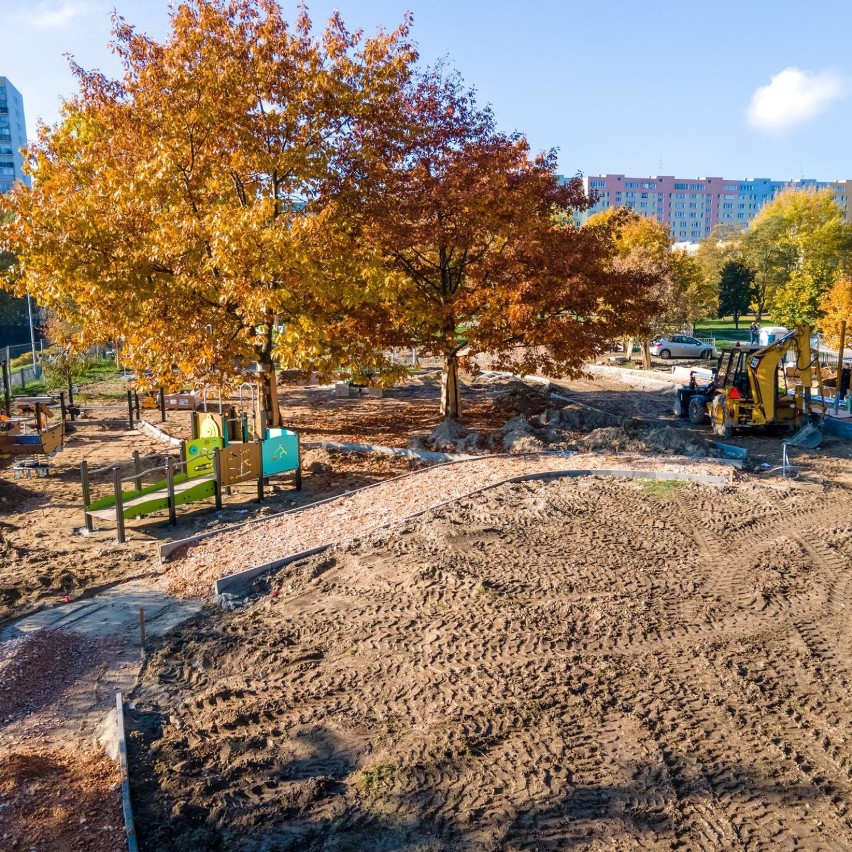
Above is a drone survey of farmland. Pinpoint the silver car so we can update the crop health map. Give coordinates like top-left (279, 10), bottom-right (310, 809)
top-left (650, 335), bottom-right (714, 360)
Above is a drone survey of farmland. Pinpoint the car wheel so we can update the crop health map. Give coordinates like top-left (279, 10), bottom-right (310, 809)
top-left (701, 349), bottom-right (712, 359)
top-left (688, 395), bottom-right (708, 424)
top-left (659, 349), bottom-right (671, 360)
top-left (711, 396), bottom-right (733, 438)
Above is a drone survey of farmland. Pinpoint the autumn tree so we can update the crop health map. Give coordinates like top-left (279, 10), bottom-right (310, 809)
top-left (740, 188), bottom-right (852, 326)
top-left (0, 0), bottom-right (415, 422)
top-left (324, 70), bottom-right (655, 419)
top-left (818, 276), bottom-right (852, 348)
top-left (584, 208), bottom-right (715, 368)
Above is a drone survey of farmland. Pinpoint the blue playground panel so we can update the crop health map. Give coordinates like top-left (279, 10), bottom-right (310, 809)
top-left (262, 427), bottom-right (299, 475)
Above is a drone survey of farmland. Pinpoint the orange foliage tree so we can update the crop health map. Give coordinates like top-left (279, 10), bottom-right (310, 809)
top-left (327, 70), bottom-right (658, 419)
top-left (818, 276), bottom-right (852, 349)
top-left (0, 0), bottom-right (414, 423)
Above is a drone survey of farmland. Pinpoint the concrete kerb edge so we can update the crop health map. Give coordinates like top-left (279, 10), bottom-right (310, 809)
top-left (212, 466), bottom-right (729, 596)
top-left (137, 419), bottom-right (182, 447)
top-left (159, 452), bottom-right (539, 562)
top-left (115, 691), bottom-right (139, 852)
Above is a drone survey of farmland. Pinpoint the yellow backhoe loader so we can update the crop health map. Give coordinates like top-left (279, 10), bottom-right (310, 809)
top-left (676, 324), bottom-right (825, 448)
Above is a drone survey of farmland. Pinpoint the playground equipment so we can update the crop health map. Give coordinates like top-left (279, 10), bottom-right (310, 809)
top-left (0, 395), bottom-right (68, 477)
top-left (81, 411), bottom-right (301, 542)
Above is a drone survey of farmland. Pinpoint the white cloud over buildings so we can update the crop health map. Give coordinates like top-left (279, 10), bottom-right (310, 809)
top-left (747, 67), bottom-right (847, 133)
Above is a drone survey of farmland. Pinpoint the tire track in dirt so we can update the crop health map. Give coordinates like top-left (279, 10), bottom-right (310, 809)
top-left (129, 476), bottom-right (852, 850)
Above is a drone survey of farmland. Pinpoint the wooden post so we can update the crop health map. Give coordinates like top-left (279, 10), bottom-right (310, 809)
top-left (256, 438), bottom-right (264, 502)
top-left (294, 433), bottom-right (302, 491)
top-left (67, 377), bottom-right (75, 421)
top-left (834, 320), bottom-right (847, 415)
top-left (35, 402), bottom-right (42, 434)
top-left (126, 389), bottom-right (134, 429)
top-left (213, 447), bottom-right (223, 510)
top-left (159, 386), bottom-right (166, 423)
top-left (166, 457), bottom-right (177, 526)
top-left (3, 352), bottom-right (11, 416)
top-left (59, 391), bottom-right (67, 432)
top-left (114, 466), bottom-right (126, 544)
top-left (139, 608), bottom-right (146, 655)
top-left (132, 450), bottom-right (142, 492)
top-left (81, 460), bottom-right (94, 533)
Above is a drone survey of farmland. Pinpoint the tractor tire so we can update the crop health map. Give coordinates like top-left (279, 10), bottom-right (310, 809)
top-left (659, 349), bottom-right (671, 360)
top-left (688, 395), bottom-right (708, 424)
top-left (711, 396), bottom-right (733, 438)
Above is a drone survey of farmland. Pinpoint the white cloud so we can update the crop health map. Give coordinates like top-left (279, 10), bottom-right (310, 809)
top-left (747, 67), bottom-right (847, 134)
top-left (26, 2), bottom-right (91, 28)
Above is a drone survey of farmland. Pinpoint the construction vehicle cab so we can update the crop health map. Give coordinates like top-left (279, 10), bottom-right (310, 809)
top-left (677, 325), bottom-right (825, 446)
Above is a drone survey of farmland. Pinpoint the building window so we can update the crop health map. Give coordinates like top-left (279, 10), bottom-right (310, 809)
top-left (590, 180), bottom-right (605, 188)
top-left (674, 183), bottom-right (688, 189)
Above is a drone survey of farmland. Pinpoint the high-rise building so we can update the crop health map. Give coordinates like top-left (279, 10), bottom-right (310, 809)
top-left (0, 77), bottom-right (30, 193)
top-left (577, 174), bottom-right (851, 239)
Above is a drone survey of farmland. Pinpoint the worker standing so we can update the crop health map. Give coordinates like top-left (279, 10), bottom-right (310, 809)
top-left (749, 322), bottom-right (759, 344)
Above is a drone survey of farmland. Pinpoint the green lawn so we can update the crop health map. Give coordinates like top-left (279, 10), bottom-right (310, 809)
top-left (695, 316), bottom-right (759, 342)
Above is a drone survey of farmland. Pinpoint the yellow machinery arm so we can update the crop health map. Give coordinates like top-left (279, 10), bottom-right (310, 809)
top-left (747, 324), bottom-right (818, 423)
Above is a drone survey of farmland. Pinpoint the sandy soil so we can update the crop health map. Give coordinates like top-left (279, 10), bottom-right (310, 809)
top-left (130, 475), bottom-right (852, 850)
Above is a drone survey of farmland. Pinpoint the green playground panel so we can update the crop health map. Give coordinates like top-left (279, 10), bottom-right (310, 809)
top-left (185, 436), bottom-right (223, 477)
top-left (262, 427), bottom-right (299, 475)
top-left (119, 477), bottom-right (216, 519)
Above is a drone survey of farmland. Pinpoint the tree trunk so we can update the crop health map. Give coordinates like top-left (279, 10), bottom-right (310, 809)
top-left (624, 336), bottom-right (634, 359)
top-left (440, 352), bottom-right (461, 420)
top-left (733, 312), bottom-right (739, 329)
top-left (641, 339), bottom-right (652, 370)
top-left (254, 362), bottom-right (281, 433)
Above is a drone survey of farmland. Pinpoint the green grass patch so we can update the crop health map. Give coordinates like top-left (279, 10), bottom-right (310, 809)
top-left (360, 761), bottom-right (395, 794)
top-left (639, 479), bottom-right (688, 497)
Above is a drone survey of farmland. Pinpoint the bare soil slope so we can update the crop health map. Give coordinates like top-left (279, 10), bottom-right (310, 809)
top-left (131, 476), bottom-right (852, 851)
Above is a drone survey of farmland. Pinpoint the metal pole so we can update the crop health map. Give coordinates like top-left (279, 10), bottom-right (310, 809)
top-left (134, 390), bottom-right (140, 420)
top-left (126, 389), bottom-right (134, 429)
top-left (159, 386), bottom-right (166, 423)
top-left (166, 457), bottom-right (177, 526)
top-left (26, 291), bottom-right (37, 370)
top-left (114, 466), bottom-right (126, 544)
top-left (67, 377), bottom-right (75, 421)
top-left (59, 391), bottom-right (67, 432)
top-left (3, 349), bottom-right (10, 416)
top-left (81, 460), bottom-right (94, 533)
top-left (256, 438), bottom-right (264, 502)
top-left (834, 320), bottom-right (847, 416)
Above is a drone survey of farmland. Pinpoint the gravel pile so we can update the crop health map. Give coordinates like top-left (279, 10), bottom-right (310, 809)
top-left (166, 453), bottom-right (731, 598)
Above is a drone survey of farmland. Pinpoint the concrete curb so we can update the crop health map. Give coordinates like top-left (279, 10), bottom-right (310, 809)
top-left (137, 419), bottom-right (182, 447)
top-left (115, 692), bottom-right (139, 852)
top-left (213, 466), bottom-right (729, 595)
top-left (301, 440), bottom-right (477, 463)
top-left (584, 363), bottom-right (678, 393)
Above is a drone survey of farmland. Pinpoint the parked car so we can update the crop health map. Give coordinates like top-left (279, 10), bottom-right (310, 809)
top-left (649, 335), bottom-right (714, 360)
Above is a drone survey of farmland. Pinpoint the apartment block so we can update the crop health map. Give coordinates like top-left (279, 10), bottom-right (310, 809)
top-left (0, 77), bottom-right (30, 193)
top-left (577, 174), bottom-right (851, 240)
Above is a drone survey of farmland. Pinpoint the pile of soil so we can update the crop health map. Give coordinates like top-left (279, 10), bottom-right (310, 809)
top-left (131, 477), bottom-right (852, 850)
top-left (491, 379), bottom-right (553, 416)
top-left (579, 423), bottom-right (719, 457)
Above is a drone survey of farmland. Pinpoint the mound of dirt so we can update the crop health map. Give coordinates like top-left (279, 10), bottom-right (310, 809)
top-left (493, 379), bottom-right (553, 416)
top-left (532, 402), bottom-right (622, 432)
top-left (426, 419), bottom-right (481, 453)
top-left (579, 423), bottom-right (718, 457)
top-left (492, 414), bottom-right (547, 453)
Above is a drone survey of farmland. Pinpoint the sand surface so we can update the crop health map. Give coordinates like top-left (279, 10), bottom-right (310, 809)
top-left (131, 475), bottom-right (852, 850)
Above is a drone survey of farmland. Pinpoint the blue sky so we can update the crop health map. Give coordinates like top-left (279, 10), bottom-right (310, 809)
top-left (2, 0), bottom-right (851, 181)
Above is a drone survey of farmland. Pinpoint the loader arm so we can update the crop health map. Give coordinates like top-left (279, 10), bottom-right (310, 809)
top-left (747, 324), bottom-right (815, 423)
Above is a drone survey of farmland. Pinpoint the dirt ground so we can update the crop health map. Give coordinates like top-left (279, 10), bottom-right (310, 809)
top-left (1, 363), bottom-right (850, 851)
top-left (130, 475), bottom-right (852, 850)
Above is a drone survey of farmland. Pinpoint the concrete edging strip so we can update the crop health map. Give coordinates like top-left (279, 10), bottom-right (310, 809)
top-left (115, 691), bottom-right (139, 852)
top-left (137, 419), bottom-right (182, 447)
top-left (213, 466), bottom-right (729, 596)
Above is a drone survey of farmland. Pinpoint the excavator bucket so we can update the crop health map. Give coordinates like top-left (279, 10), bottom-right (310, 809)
top-left (787, 420), bottom-right (823, 449)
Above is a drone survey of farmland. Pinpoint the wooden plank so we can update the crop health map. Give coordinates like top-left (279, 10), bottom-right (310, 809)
top-left (115, 692), bottom-right (139, 852)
